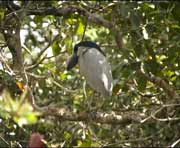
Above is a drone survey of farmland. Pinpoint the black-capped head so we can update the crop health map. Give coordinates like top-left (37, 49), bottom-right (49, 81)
top-left (67, 41), bottom-right (105, 71)
top-left (67, 53), bottom-right (78, 71)
top-left (74, 41), bottom-right (105, 56)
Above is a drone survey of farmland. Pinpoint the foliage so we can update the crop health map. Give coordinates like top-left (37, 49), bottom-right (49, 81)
top-left (0, 1), bottom-right (180, 147)
top-left (0, 90), bottom-right (39, 127)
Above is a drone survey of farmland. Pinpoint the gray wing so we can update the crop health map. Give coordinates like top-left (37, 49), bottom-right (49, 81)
top-left (79, 48), bottom-right (113, 97)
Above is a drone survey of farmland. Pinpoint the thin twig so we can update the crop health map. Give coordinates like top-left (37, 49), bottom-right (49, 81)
top-left (170, 138), bottom-right (180, 147)
top-left (31, 34), bottom-right (60, 66)
top-left (150, 104), bottom-right (180, 122)
top-left (0, 135), bottom-right (9, 146)
top-left (81, 1), bottom-right (97, 42)
top-left (25, 54), bottom-right (47, 71)
top-left (81, 17), bottom-right (88, 42)
top-left (52, 80), bottom-right (78, 93)
top-left (26, 72), bottom-right (47, 79)
top-left (0, 53), bottom-right (15, 75)
top-left (22, 45), bottom-right (33, 56)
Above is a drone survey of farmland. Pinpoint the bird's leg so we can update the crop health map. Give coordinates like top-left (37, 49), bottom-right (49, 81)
top-left (82, 82), bottom-right (105, 112)
top-left (83, 81), bottom-right (90, 109)
top-left (83, 81), bottom-right (97, 109)
top-left (95, 94), bottom-right (105, 111)
top-left (85, 91), bottom-right (100, 120)
top-left (90, 90), bottom-right (97, 109)
top-left (88, 92), bottom-right (104, 112)
top-left (83, 81), bottom-right (92, 110)
top-left (87, 90), bottom-right (97, 111)
top-left (83, 81), bottom-right (87, 99)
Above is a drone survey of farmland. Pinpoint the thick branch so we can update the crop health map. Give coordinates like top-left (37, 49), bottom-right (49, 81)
top-left (26, 84), bottom-right (143, 125)
top-left (139, 71), bottom-right (180, 100)
top-left (26, 5), bottom-right (123, 49)
top-left (2, 12), bottom-right (23, 71)
top-left (36, 106), bottom-right (144, 124)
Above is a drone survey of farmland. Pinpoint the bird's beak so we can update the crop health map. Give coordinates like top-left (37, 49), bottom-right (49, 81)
top-left (67, 54), bottom-right (78, 71)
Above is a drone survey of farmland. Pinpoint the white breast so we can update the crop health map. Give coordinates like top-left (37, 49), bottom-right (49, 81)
top-left (78, 47), bottom-right (113, 97)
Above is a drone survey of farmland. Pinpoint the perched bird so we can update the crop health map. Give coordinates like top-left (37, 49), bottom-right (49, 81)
top-left (67, 41), bottom-right (113, 97)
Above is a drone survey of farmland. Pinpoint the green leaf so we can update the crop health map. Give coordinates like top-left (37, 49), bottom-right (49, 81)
top-left (136, 75), bottom-right (147, 91)
top-left (120, 5), bottom-right (130, 18)
top-left (76, 21), bottom-right (84, 35)
top-left (144, 60), bottom-right (161, 75)
top-left (130, 12), bottom-right (141, 30)
top-left (77, 136), bottom-right (91, 147)
top-left (64, 37), bottom-right (72, 54)
top-left (171, 25), bottom-right (180, 30)
top-left (172, 3), bottom-right (180, 21)
top-left (34, 16), bottom-right (43, 26)
top-left (63, 132), bottom-right (71, 140)
top-left (112, 84), bottom-right (121, 96)
top-left (0, 11), bottom-right (4, 20)
top-left (0, 90), bottom-right (40, 127)
top-left (52, 40), bottom-right (60, 56)
top-left (60, 73), bottom-right (67, 81)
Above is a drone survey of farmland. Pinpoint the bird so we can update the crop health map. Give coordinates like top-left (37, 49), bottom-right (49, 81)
top-left (67, 41), bottom-right (113, 98)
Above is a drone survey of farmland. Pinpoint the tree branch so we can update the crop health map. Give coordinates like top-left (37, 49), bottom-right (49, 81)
top-left (36, 106), bottom-right (145, 124)
top-left (150, 104), bottom-right (180, 122)
top-left (26, 5), bottom-right (123, 49)
top-left (25, 82), bottom-right (143, 125)
top-left (2, 12), bottom-right (23, 71)
top-left (25, 34), bottom-right (60, 71)
top-left (139, 71), bottom-right (180, 101)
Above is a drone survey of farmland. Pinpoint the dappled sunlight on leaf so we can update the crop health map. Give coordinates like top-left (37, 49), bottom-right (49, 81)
top-left (0, 90), bottom-right (40, 127)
